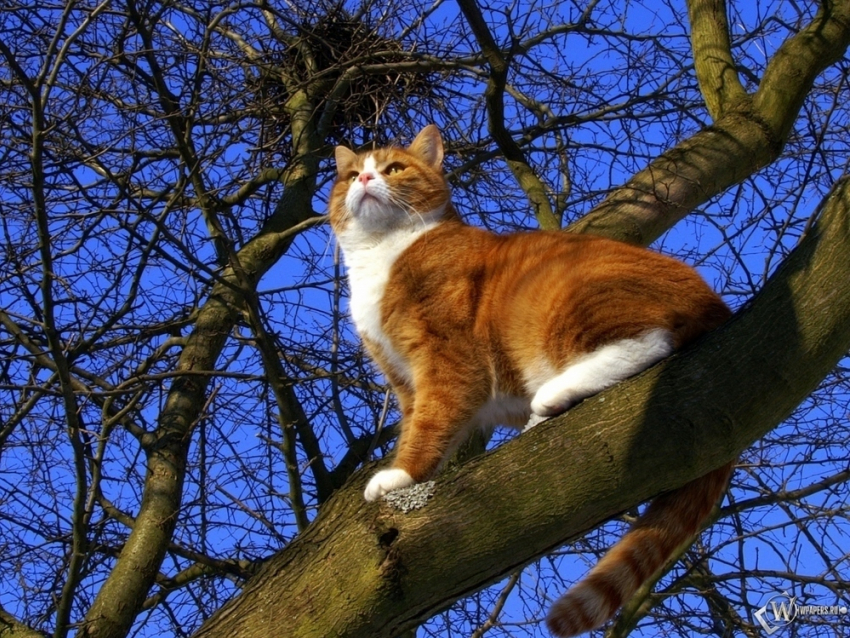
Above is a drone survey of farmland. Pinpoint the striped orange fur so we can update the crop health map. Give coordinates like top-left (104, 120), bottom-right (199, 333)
top-left (330, 125), bottom-right (733, 636)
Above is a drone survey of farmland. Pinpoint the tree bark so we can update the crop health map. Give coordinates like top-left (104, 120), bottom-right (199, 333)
top-left (0, 606), bottom-right (45, 638)
top-left (192, 170), bottom-right (850, 637)
top-left (687, 0), bottom-right (748, 120)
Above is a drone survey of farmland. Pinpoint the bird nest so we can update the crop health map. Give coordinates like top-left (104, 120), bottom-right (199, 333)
top-left (250, 8), bottom-right (435, 154)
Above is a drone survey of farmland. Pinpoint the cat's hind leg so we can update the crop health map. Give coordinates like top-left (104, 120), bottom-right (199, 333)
top-left (530, 329), bottom-right (673, 418)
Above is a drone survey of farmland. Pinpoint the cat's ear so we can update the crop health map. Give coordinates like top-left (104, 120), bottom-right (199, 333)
top-left (407, 124), bottom-right (444, 170)
top-left (334, 145), bottom-right (359, 177)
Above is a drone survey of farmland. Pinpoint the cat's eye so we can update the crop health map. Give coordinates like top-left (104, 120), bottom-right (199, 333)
top-left (346, 172), bottom-right (358, 183)
top-left (384, 163), bottom-right (405, 176)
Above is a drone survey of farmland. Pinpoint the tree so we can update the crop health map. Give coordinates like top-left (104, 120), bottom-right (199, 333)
top-left (0, 1), bottom-right (848, 637)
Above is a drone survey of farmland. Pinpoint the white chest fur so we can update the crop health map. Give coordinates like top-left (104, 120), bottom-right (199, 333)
top-left (339, 223), bottom-right (439, 385)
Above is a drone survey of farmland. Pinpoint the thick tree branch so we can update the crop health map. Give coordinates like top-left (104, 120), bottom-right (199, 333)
top-left (753, 0), bottom-right (850, 142)
top-left (687, 0), bottom-right (748, 119)
top-left (570, 0), bottom-right (850, 245)
top-left (0, 605), bottom-right (45, 638)
top-left (193, 171), bottom-right (850, 638)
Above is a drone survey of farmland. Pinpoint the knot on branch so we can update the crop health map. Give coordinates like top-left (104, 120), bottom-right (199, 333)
top-left (383, 480), bottom-right (437, 512)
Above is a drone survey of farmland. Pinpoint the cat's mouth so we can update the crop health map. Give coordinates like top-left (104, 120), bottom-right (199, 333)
top-left (350, 186), bottom-right (390, 214)
top-left (353, 192), bottom-right (380, 212)
top-left (348, 196), bottom-right (395, 226)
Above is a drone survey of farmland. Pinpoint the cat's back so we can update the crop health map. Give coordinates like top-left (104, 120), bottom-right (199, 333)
top-left (487, 230), bottom-right (730, 368)
top-left (386, 222), bottom-right (727, 329)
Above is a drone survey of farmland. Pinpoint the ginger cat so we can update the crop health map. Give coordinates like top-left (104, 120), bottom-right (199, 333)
top-left (329, 125), bottom-right (733, 637)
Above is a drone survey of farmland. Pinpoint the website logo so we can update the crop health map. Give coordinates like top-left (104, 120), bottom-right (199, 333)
top-left (755, 592), bottom-right (797, 635)
top-left (755, 591), bottom-right (849, 635)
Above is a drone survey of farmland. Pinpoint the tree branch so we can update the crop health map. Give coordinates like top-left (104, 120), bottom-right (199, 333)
top-left (457, 0), bottom-right (561, 230)
top-left (192, 170), bottom-right (850, 636)
top-left (0, 604), bottom-right (46, 638)
top-left (687, 0), bottom-right (748, 119)
top-left (570, 0), bottom-right (850, 245)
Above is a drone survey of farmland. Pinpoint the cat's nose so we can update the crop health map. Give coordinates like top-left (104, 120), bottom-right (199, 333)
top-left (358, 172), bottom-right (375, 185)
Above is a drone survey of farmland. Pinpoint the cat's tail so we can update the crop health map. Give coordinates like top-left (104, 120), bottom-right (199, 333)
top-left (546, 461), bottom-right (733, 637)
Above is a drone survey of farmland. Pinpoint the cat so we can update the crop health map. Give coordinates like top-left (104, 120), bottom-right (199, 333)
top-left (329, 124), bottom-right (734, 637)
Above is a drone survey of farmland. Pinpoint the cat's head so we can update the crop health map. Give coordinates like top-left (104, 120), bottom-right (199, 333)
top-left (329, 125), bottom-right (452, 238)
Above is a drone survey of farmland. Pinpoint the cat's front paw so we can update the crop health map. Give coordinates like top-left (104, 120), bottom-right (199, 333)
top-left (364, 468), bottom-right (415, 502)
